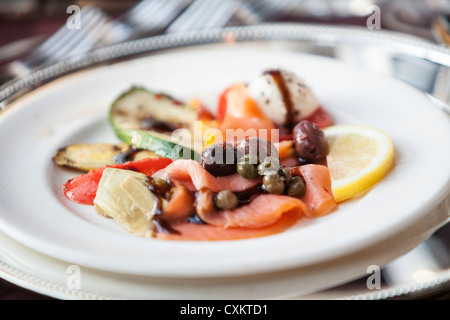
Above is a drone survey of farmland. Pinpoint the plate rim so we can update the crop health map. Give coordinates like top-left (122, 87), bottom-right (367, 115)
top-left (2, 23), bottom-right (450, 106)
top-left (0, 203), bottom-right (448, 300)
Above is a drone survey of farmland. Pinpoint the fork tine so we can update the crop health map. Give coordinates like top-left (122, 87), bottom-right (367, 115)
top-left (126, 0), bottom-right (165, 27)
top-left (52, 13), bottom-right (111, 60)
top-left (150, 0), bottom-right (191, 30)
top-left (147, 1), bottom-right (174, 28)
top-left (99, 0), bottom-right (165, 43)
top-left (28, 6), bottom-right (106, 65)
top-left (191, 0), bottom-right (228, 29)
top-left (246, 0), bottom-right (295, 20)
top-left (202, 0), bottom-right (239, 29)
top-left (167, 0), bottom-right (226, 32)
top-left (33, 6), bottom-right (98, 55)
top-left (166, 0), bottom-right (211, 32)
top-left (44, 9), bottom-right (108, 60)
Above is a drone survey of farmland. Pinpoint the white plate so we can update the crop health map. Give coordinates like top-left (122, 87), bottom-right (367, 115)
top-left (0, 199), bottom-right (447, 300)
top-left (0, 42), bottom-right (449, 278)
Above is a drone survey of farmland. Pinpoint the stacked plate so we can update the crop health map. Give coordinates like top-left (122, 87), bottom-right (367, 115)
top-left (0, 24), bottom-right (449, 299)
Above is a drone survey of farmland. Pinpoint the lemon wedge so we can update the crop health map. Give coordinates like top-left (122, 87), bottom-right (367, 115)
top-left (324, 125), bottom-right (395, 202)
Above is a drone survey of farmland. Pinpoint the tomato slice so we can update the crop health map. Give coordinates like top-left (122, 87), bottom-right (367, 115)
top-left (216, 87), bottom-right (231, 122)
top-left (63, 157), bottom-right (173, 205)
top-left (305, 107), bottom-right (333, 129)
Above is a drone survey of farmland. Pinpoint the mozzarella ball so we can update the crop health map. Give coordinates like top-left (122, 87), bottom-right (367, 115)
top-left (247, 69), bottom-right (320, 126)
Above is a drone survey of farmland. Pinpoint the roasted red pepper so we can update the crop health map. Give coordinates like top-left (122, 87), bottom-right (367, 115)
top-left (63, 157), bottom-right (173, 206)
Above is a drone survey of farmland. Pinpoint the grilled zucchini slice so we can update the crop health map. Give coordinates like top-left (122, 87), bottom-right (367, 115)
top-left (53, 143), bottom-right (159, 172)
top-left (53, 143), bottom-right (130, 171)
top-left (109, 87), bottom-right (202, 161)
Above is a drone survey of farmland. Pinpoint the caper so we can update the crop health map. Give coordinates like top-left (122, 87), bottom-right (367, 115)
top-left (237, 162), bottom-right (259, 180)
top-left (281, 168), bottom-right (292, 182)
top-left (237, 154), bottom-right (260, 179)
top-left (215, 190), bottom-right (239, 210)
top-left (239, 153), bottom-right (260, 165)
top-left (287, 176), bottom-right (306, 198)
top-left (257, 156), bottom-right (281, 176)
top-left (262, 173), bottom-right (286, 195)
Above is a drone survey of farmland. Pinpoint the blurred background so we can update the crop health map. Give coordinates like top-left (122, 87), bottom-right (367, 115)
top-left (0, 0), bottom-right (449, 48)
top-left (0, 0), bottom-right (449, 84)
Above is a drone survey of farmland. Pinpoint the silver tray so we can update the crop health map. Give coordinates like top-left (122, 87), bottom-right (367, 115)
top-left (0, 23), bottom-right (449, 300)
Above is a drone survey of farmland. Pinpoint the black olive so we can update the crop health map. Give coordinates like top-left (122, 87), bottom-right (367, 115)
top-left (237, 137), bottom-right (278, 161)
top-left (201, 142), bottom-right (239, 177)
top-left (293, 120), bottom-right (328, 164)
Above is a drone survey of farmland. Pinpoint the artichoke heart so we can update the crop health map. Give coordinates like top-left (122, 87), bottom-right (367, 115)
top-left (93, 168), bottom-right (158, 238)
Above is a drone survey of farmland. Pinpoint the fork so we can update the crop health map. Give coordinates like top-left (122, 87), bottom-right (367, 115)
top-left (166, 0), bottom-right (296, 33)
top-left (166, 0), bottom-right (241, 33)
top-left (5, 5), bottom-right (110, 79)
top-left (98, 0), bottom-right (192, 46)
top-left (0, 0), bottom-right (191, 84)
top-left (242, 0), bottom-right (302, 22)
top-left (118, 0), bottom-right (192, 38)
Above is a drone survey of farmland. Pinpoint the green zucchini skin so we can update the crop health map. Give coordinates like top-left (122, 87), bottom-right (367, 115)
top-left (109, 87), bottom-right (201, 162)
top-left (113, 127), bottom-right (200, 161)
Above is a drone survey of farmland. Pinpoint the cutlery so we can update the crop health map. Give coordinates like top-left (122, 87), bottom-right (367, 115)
top-left (0, 5), bottom-right (110, 83)
top-left (0, 35), bottom-right (44, 65)
top-left (0, 0), bottom-right (191, 85)
top-left (166, 0), bottom-right (241, 33)
top-left (99, 0), bottom-right (192, 46)
top-left (166, 0), bottom-right (297, 33)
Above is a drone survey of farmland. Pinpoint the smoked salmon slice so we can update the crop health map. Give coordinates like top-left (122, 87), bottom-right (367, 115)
top-left (195, 189), bottom-right (309, 229)
top-left (152, 159), bottom-right (261, 192)
top-left (152, 160), bottom-right (336, 240)
top-left (290, 164), bottom-right (336, 218)
top-left (157, 210), bottom-right (301, 241)
top-left (161, 182), bottom-right (195, 222)
top-left (220, 83), bottom-right (276, 141)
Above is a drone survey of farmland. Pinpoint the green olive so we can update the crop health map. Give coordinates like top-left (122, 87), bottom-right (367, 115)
top-left (262, 173), bottom-right (286, 195)
top-left (257, 156), bottom-right (280, 176)
top-left (237, 154), bottom-right (260, 179)
top-left (287, 176), bottom-right (306, 198)
top-left (215, 190), bottom-right (239, 210)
